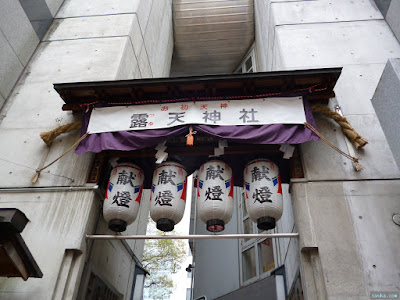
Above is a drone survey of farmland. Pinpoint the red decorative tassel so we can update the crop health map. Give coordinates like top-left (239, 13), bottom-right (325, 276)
top-left (185, 126), bottom-right (197, 146)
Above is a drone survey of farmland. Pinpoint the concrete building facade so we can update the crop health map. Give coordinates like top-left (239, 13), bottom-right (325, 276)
top-left (1, 0), bottom-right (400, 299)
top-left (0, 0), bottom-right (172, 299)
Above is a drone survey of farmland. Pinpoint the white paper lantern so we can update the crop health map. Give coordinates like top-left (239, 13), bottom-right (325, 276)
top-left (243, 159), bottom-right (283, 230)
top-left (103, 163), bottom-right (144, 232)
top-left (150, 162), bottom-right (187, 232)
top-left (197, 159), bottom-right (234, 232)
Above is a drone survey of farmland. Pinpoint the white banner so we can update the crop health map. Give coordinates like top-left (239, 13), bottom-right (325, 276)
top-left (87, 97), bottom-right (305, 133)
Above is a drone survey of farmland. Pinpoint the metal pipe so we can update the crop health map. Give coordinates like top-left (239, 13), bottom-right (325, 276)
top-left (86, 233), bottom-right (299, 240)
top-left (0, 185), bottom-right (99, 193)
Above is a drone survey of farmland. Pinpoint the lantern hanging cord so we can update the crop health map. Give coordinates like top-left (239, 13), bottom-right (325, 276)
top-left (32, 132), bottom-right (90, 183)
top-left (311, 104), bottom-right (368, 149)
top-left (304, 122), bottom-right (365, 170)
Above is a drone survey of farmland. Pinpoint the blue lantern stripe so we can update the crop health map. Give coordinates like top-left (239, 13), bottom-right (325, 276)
top-left (272, 176), bottom-right (278, 186)
top-left (245, 183), bottom-right (250, 191)
top-left (177, 183), bottom-right (183, 192)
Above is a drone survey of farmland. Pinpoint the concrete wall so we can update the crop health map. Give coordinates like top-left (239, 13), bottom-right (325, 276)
top-left (77, 190), bottom-right (151, 299)
top-left (374, 0), bottom-right (400, 43)
top-left (215, 275), bottom-right (277, 300)
top-left (0, 0), bottom-right (64, 109)
top-left (192, 187), bottom-right (240, 300)
top-left (274, 184), bottom-right (299, 292)
top-left (0, 0), bottom-right (173, 298)
top-left (255, 0), bottom-right (400, 298)
top-left (371, 58), bottom-right (400, 169)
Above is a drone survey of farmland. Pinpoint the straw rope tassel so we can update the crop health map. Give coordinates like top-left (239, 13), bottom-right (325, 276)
top-left (32, 131), bottom-right (89, 183)
top-left (311, 104), bottom-right (368, 149)
top-left (40, 121), bottom-right (82, 146)
top-left (304, 122), bottom-right (365, 170)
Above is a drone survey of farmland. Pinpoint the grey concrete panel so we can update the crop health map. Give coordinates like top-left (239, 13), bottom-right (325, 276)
top-left (0, 93), bottom-right (5, 109)
top-left (272, 0), bottom-right (383, 26)
top-left (0, 128), bottom-right (54, 187)
top-left (21, 38), bottom-right (128, 85)
top-left (161, 28), bottom-right (173, 77)
top-left (38, 132), bottom-right (94, 187)
top-left (275, 184), bottom-right (299, 290)
top-left (45, 0), bottom-right (64, 16)
top-left (371, 59), bottom-right (400, 169)
top-left (44, 14), bottom-right (135, 41)
top-left (346, 113), bottom-right (400, 178)
top-left (137, 0), bottom-right (153, 34)
top-left (216, 275), bottom-right (277, 300)
top-left (0, 30), bottom-right (24, 98)
top-left (276, 184), bottom-right (294, 264)
top-left (0, 192), bottom-right (94, 299)
top-left (386, 0), bottom-right (400, 43)
top-left (89, 218), bottom-right (136, 296)
top-left (133, 63), bottom-right (142, 79)
top-left (0, 128), bottom-right (93, 187)
top-left (254, 0), bottom-right (271, 72)
top-left (0, 0), bottom-right (39, 65)
top-left (193, 189), bottom-right (240, 300)
top-left (129, 14), bottom-right (144, 58)
top-left (0, 190), bottom-right (97, 298)
top-left (290, 183), bottom-right (317, 250)
top-left (374, 0), bottom-right (392, 16)
top-left (56, 0), bottom-right (140, 18)
top-left (300, 115), bottom-right (353, 181)
top-left (293, 182), bottom-right (367, 298)
top-left (344, 180), bottom-right (400, 294)
top-left (275, 20), bottom-right (400, 70)
top-left (137, 47), bottom-right (153, 78)
top-left (283, 234), bottom-right (299, 292)
top-left (2, 81), bottom-right (75, 129)
top-left (19, 0), bottom-right (53, 39)
top-left (144, 0), bottom-right (172, 77)
top-left (334, 64), bottom-right (386, 115)
top-left (115, 38), bottom-right (138, 80)
top-left (302, 113), bottom-right (400, 181)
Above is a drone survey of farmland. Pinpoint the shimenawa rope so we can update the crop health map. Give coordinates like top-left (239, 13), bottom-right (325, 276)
top-left (311, 104), bottom-right (368, 149)
top-left (32, 132), bottom-right (89, 183)
top-left (40, 121), bottom-right (82, 146)
top-left (304, 122), bottom-right (364, 170)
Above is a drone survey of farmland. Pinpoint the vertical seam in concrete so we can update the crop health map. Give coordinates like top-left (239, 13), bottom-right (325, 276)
top-left (304, 184), bottom-right (317, 247)
top-left (342, 184), bottom-right (370, 297)
top-left (0, 27), bottom-right (25, 66)
top-left (162, 27), bottom-right (173, 76)
top-left (141, 0), bottom-right (154, 77)
top-left (282, 221), bottom-right (296, 266)
top-left (270, 2), bottom-right (277, 71)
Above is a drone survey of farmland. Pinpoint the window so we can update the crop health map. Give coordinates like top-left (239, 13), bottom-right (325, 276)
top-left (85, 272), bottom-right (122, 300)
top-left (237, 188), bottom-right (277, 285)
top-left (288, 273), bottom-right (304, 300)
top-left (235, 48), bottom-right (256, 74)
